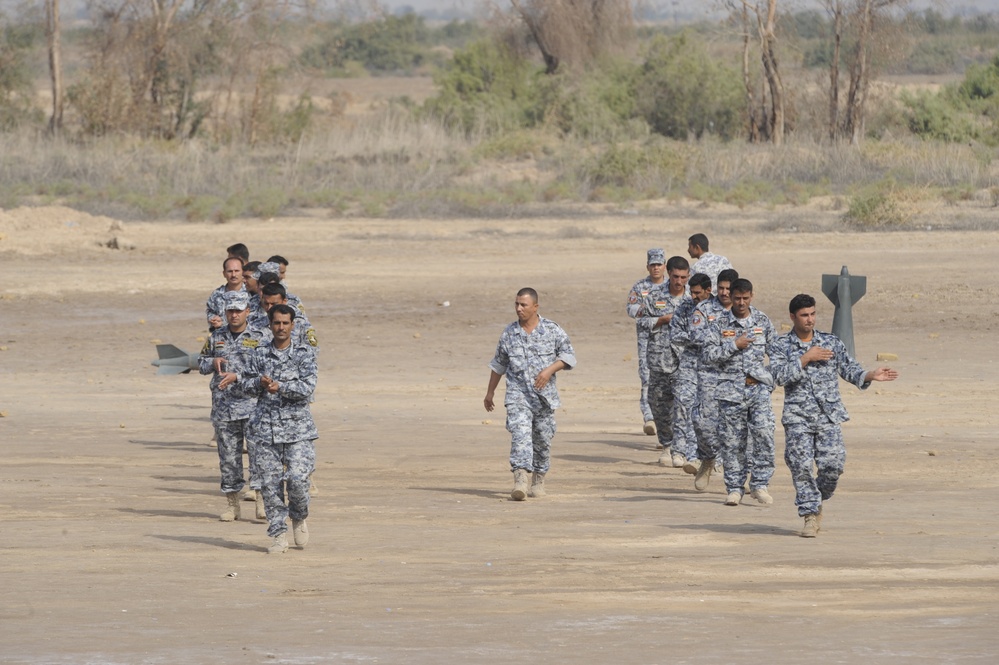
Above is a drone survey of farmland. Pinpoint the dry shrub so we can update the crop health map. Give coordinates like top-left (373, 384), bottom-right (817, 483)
top-left (843, 180), bottom-right (928, 229)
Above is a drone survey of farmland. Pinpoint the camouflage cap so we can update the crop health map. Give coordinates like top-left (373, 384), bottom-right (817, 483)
top-left (647, 248), bottom-right (665, 266)
top-left (223, 290), bottom-right (250, 311)
top-left (253, 261), bottom-right (281, 280)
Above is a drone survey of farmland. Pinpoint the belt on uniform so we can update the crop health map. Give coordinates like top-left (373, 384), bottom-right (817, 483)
top-left (745, 377), bottom-right (759, 386)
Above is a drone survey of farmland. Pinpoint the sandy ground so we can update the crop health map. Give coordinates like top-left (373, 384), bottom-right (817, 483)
top-left (1, 206), bottom-right (997, 664)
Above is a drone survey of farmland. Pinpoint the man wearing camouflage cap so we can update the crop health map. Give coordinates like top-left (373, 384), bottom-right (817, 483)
top-left (198, 290), bottom-right (269, 522)
top-left (626, 248), bottom-right (673, 439)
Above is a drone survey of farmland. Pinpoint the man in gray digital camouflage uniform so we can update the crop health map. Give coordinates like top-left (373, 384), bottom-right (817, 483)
top-left (667, 272), bottom-right (713, 473)
top-left (626, 249), bottom-right (671, 438)
top-left (257, 263), bottom-right (305, 313)
top-left (687, 233), bottom-right (733, 292)
top-left (688, 268), bottom-right (738, 491)
top-left (198, 290), bottom-right (268, 522)
top-left (239, 304), bottom-right (319, 554)
top-left (701, 278), bottom-right (778, 508)
top-left (250, 283), bottom-right (319, 353)
top-left (205, 256), bottom-right (246, 332)
top-left (484, 288), bottom-right (576, 501)
top-left (771, 294), bottom-right (898, 537)
top-left (645, 255), bottom-right (691, 467)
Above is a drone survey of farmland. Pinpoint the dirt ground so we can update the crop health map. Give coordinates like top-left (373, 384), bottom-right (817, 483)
top-left (1, 205), bottom-right (997, 664)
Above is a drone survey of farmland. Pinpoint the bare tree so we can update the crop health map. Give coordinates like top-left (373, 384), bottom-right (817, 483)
top-left (506, 0), bottom-right (634, 74)
top-left (821, 0), bottom-right (911, 144)
top-left (73, 0), bottom-right (305, 139)
top-left (738, 2), bottom-right (763, 142)
top-left (726, 0), bottom-right (785, 144)
top-left (45, 0), bottom-right (64, 134)
top-left (841, 0), bottom-right (873, 144)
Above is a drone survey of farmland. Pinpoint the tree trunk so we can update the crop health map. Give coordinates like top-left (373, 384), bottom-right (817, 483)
top-left (741, 4), bottom-right (761, 142)
top-left (758, 0), bottom-right (784, 145)
top-left (843, 0), bottom-right (873, 145)
top-left (827, 0), bottom-right (842, 141)
top-left (510, 0), bottom-right (560, 74)
top-left (45, 0), bottom-right (64, 134)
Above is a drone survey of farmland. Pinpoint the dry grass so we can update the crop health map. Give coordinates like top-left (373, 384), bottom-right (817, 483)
top-left (0, 113), bottom-right (995, 221)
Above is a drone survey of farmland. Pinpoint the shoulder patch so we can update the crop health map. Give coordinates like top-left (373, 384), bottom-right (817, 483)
top-left (691, 312), bottom-right (703, 326)
top-left (201, 338), bottom-right (212, 354)
top-left (306, 328), bottom-right (319, 347)
top-left (628, 294), bottom-right (638, 304)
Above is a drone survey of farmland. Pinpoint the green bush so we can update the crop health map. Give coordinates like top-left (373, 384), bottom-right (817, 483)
top-left (633, 32), bottom-right (743, 141)
top-left (301, 14), bottom-right (432, 75)
top-left (422, 39), bottom-right (541, 135)
top-left (953, 55), bottom-right (999, 114)
top-left (901, 90), bottom-right (979, 143)
top-left (843, 180), bottom-right (917, 228)
top-left (530, 61), bottom-right (645, 140)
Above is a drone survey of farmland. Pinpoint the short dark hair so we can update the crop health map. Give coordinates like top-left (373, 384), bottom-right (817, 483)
top-left (223, 256), bottom-right (243, 270)
top-left (689, 273), bottom-right (711, 290)
top-left (688, 233), bottom-right (709, 251)
top-left (261, 283), bottom-right (287, 299)
top-left (717, 268), bottom-right (739, 285)
top-left (789, 293), bottom-right (816, 314)
top-left (243, 260), bottom-right (261, 273)
top-left (267, 255), bottom-right (288, 266)
top-left (268, 304), bottom-right (296, 322)
top-left (258, 272), bottom-right (281, 287)
top-left (666, 255), bottom-right (690, 272)
top-left (730, 278), bottom-right (753, 295)
top-left (517, 287), bottom-right (539, 304)
top-left (227, 243), bottom-right (249, 263)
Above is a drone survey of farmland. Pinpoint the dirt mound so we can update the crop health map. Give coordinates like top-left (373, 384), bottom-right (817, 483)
top-left (0, 206), bottom-right (132, 256)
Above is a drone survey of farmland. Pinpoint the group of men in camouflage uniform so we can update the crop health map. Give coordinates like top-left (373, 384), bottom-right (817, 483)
top-left (627, 234), bottom-right (898, 537)
top-left (199, 243), bottom-right (321, 554)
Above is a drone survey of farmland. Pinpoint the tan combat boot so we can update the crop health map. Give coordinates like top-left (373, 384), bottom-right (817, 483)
top-left (292, 519), bottom-right (309, 548)
top-left (694, 458), bottom-right (713, 491)
top-left (220, 492), bottom-right (241, 521)
top-left (267, 532), bottom-right (289, 554)
top-left (528, 472), bottom-right (546, 498)
top-left (255, 491), bottom-right (266, 520)
top-left (724, 491), bottom-right (742, 506)
top-left (511, 469), bottom-right (529, 501)
top-left (750, 487), bottom-right (774, 506)
top-left (801, 514), bottom-right (819, 538)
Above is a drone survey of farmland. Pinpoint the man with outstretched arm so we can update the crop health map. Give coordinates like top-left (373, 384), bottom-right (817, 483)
top-left (771, 294), bottom-right (899, 538)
